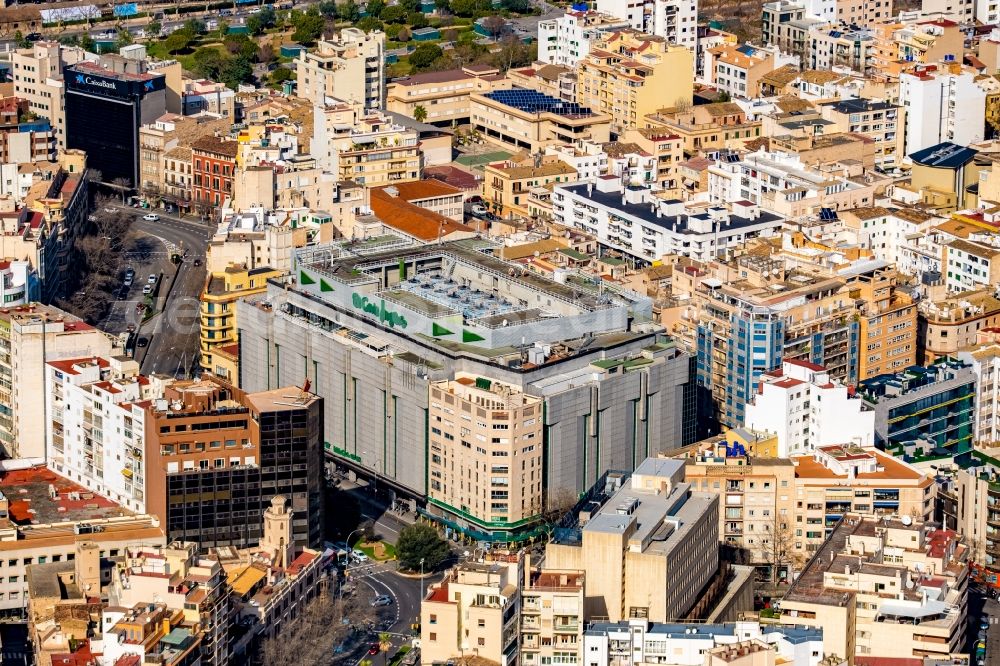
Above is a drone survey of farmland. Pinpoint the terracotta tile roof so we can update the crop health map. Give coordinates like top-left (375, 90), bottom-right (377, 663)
top-left (191, 135), bottom-right (239, 158)
top-left (373, 180), bottom-right (462, 202)
top-left (370, 188), bottom-right (474, 242)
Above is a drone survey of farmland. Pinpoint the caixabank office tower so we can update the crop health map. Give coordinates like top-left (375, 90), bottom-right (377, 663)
top-left (64, 61), bottom-right (166, 188)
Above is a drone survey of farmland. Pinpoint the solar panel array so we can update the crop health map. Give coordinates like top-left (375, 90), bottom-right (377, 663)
top-left (486, 89), bottom-right (594, 117)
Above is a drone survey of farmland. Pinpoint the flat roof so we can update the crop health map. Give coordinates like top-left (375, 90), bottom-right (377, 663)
top-left (484, 88), bottom-right (595, 119)
top-left (1, 466), bottom-right (128, 526)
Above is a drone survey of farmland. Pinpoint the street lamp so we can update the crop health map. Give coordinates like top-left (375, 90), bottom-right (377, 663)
top-left (339, 526), bottom-right (365, 623)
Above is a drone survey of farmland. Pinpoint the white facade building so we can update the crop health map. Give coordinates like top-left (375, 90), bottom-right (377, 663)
top-left (594, 0), bottom-right (698, 50)
top-left (45, 356), bottom-right (166, 514)
top-left (544, 142), bottom-right (609, 182)
top-left (582, 619), bottom-right (830, 666)
top-left (552, 176), bottom-right (784, 263)
top-left (537, 10), bottom-right (632, 67)
top-left (0, 260), bottom-right (38, 307)
top-left (899, 67), bottom-right (986, 155)
top-left (744, 359), bottom-right (876, 457)
top-left (848, 207), bottom-right (942, 273)
top-left (957, 345), bottom-right (1000, 446)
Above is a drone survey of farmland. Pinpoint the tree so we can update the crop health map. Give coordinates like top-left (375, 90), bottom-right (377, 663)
top-left (407, 11), bottom-right (429, 27)
top-left (396, 523), bottom-right (449, 572)
top-left (413, 105), bottom-right (427, 123)
top-left (192, 47), bottom-right (226, 79)
top-left (110, 177), bottom-right (132, 204)
top-left (408, 42), bottom-right (442, 70)
top-left (380, 5), bottom-right (406, 22)
top-left (184, 18), bottom-right (206, 34)
top-left (147, 20), bottom-right (162, 37)
top-left (716, 90), bottom-right (732, 103)
top-left (221, 55), bottom-right (253, 90)
top-left (13, 31), bottom-right (29, 49)
top-left (441, 27), bottom-right (457, 42)
top-left (270, 66), bottom-right (294, 86)
top-left (397, 26), bottom-right (411, 41)
top-left (378, 632), bottom-right (392, 666)
top-left (116, 29), bottom-right (134, 49)
top-left (366, 0), bottom-right (386, 17)
top-left (765, 511), bottom-right (794, 585)
top-left (79, 34), bottom-right (96, 52)
top-left (338, 0), bottom-right (361, 21)
top-left (481, 15), bottom-right (505, 37)
top-left (291, 8), bottom-right (325, 43)
top-left (357, 16), bottom-right (384, 31)
top-left (258, 42), bottom-right (275, 63)
top-left (246, 14), bottom-right (264, 35)
top-left (501, 0), bottom-right (530, 12)
top-left (449, 0), bottom-right (475, 15)
top-left (259, 5), bottom-right (277, 27)
top-left (318, 0), bottom-right (338, 16)
top-left (163, 31), bottom-right (191, 54)
top-left (435, 0), bottom-right (451, 10)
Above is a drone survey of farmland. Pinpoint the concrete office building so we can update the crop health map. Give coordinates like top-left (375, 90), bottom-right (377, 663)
top-left (543, 458), bottom-right (719, 622)
top-left (237, 235), bottom-right (696, 540)
top-left (11, 41), bottom-right (87, 148)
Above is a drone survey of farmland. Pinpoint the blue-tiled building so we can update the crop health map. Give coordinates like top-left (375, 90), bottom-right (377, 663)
top-left (858, 358), bottom-right (976, 460)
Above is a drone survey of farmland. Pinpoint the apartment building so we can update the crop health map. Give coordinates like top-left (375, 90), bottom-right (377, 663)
top-left (520, 566), bottom-right (584, 666)
top-left (918, 289), bottom-right (1000, 363)
top-left (428, 374), bottom-right (544, 533)
top-left (192, 134), bottom-right (239, 213)
top-left (595, 0), bottom-right (698, 50)
top-left (386, 65), bottom-right (509, 126)
top-left (0, 466), bottom-right (165, 619)
top-left (11, 41), bottom-right (86, 148)
top-left (840, 206), bottom-right (940, 279)
top-left (143, 380), bottom-right (324, 549)
top-left (900, 65), bottom-right (986, 155)
top-left (138, 113), bottom-right (230, 201)
top-left (483, 158), bottom-right (577, 219)
top-left (941, 450), bottom-right (1000, 582)
top-left (101, 603), bottom-right (203, 666)
top-left (707, 149), bottom-right (879, 219)
top-left (779, 515), bottom-right (968, 662)
top-left (577, 32), bottom-right (693, 132)
top-left (421, 555), bottom-right (522, 666)
top-left (101, 545), bottom-right (227, 666)
top-left (956, 344), bottom-right (1000, 446)
top-left (672, 255), bottom-right (863, 428)
top-left (642, 102), bottom-right (762, 156)
top-left (544, 458), bottom-right (719, 623)
top-left (295, 28), bottom-right (386, 109)
top-left (819, 98), bottom-right (905, 169)
top-left (806, 24), bottom-right (875, 74)
top-left (706, 44), bottom-right (791, 101)
top-left (858, 358), bottom-right (976, 459)
top-left (620, 128), bottom-right (685, 192)
top-left (200, 264), bottom-right (283, 375)
top-left (851, 267), bottom-right (918, 379)
top-left (680, 440), bottom-right (932, 569)
top-left (181, 78), bottom-right (236, 117)
top-left (744, 359), bottom-right (875, 457)
top-left (311, 101), bottom-right (421, 186)
top-left (470, 88), bottom-right (612, 154)
top-left (0, 303), bottom-right (114, 459)
top-left (583, 620), bottom-right (830, 666)
top-left (551, 178), bottom-right (784, 264)
top-left (538, 9), bottom-right (632, 67)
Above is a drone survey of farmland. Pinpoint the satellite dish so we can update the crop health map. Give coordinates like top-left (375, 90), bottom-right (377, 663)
top-left (901, 515), bottom-right (912, 526)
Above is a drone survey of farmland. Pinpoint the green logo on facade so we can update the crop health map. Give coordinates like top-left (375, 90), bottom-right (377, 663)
top-left (352, 293), bottom-right (408, 329)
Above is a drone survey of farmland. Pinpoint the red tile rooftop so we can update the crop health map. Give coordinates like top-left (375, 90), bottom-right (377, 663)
top-left (287, 550), bottom-right (317, 576)
top-left (784, 358), bottom-right (826, 371)
top-left (1, 466), bottom-right (126, 525)
top-left (855, 658), bottom-right (921, 666)
top-left (427, 580), bottom-right (450, 602)
top-left (529, 571), bottom-right (583, 590)
top-left (772, 378), bottom-right (804, 389)
top-left (46, 357), bottom-right (110, 375)
top-left (50, 639), bottom-right (98, 666)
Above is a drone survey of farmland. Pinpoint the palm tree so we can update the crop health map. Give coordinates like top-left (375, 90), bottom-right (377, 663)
top-left (378, 632), bottom-right (392, 666)
top-left (413, 105), bottom-right (427, 123)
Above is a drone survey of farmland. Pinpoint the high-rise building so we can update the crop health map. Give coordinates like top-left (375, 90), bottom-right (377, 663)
top-left (537, 10), bottom-right (631, 67)
top-left (63, 61), bottom-right (166, 187)
top-left (520, 565), bottom-right (584, 666)
top-left (295, 28), bottom-right (386, 109)
top-left (0, 303), bottom-right (114, 459)
top-left (11, 41), bottom-right (87, 148)
top-left (237, 237), bottom-right (696, 540)
top-left (594, 0), bottom-right (698, 50)
top-left (544, 458), bottom-right (718, 622)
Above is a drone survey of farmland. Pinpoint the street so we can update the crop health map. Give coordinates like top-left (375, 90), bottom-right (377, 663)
top-left (100, 205), bottom-right (213, 378)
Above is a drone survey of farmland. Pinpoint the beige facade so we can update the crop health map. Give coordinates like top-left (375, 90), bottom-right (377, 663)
top-left (470, 91), bottom-right (611, 154)
top-left (642, 103), bottom-right (761, 156)
top-left (0, 304), bottom-right (114, 458)
top-left (918, 288), bottom-right (1000, 363)
top-left (483, 158), bottom-right (577, 219)
top-left (820, 99), bottom-right (906, 170)
top-left (544, 458), bottom-right (718, 623)
top-left (138, 114), bottom-right (230, 200)
top-left (576, 31), bottom-right (693, 131)
top-left (421, 556), bottom-right (521, 666)
top-left (428, 374), bottom-right (544, 533)
top-left (11, 42), bottom-right (86, 148)
top-left (386, 65), bottom-right (509, 126)
top-left (520, 565), bottom-right (584, 666)
top-left (779, 515), bottom-right (968, 664)
top-left (295, 29), bottom-right (386, 109)
top-left (311, 103), bottom-right (421, 186)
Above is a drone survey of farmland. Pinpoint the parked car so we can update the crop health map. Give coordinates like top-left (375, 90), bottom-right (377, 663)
top-left (470, 204), bottom-right (489, 216)
top-left (137, 337), bottom-right (149, 348)
top-left (142, 213), bottom-right (159, 221)
top-left (142, 285), bottom-right (152, 295)
top-left (352, 549), bottom-right (369, 562)
top-left (371, 595), bottom-right (392, 607)
top-left (368, 645), bottom-right (379, 655)
top-left (148, 274), bottom-right (157, 284)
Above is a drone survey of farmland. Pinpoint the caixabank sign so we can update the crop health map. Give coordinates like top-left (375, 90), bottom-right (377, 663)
top-left (63, 67), bottom-right (165, 100)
